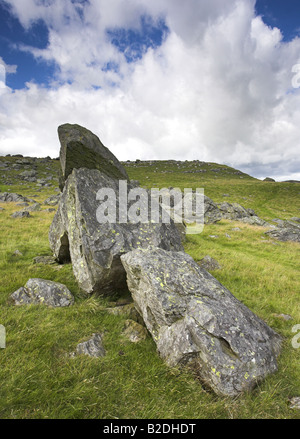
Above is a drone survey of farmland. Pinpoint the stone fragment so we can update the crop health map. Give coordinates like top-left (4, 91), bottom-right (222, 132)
top-left (10, 278), bottom-right (74, 307)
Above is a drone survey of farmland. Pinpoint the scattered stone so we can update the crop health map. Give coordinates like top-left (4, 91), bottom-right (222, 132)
top-left (232, 227), bottom-right (241, 231)
top-left (10, 278), bottom-right (74, 307)
top-left (122, 319), bottom-right (148, 343)
top-left (289, 397), bottom-right (300, 409)
top-left (20, 170), bottom-right (37, 179)
top-left (13, 250), bottom-right (23, 257)
top-left (11, 210), bottom-right (31, 219)
top-left (0, 192), bottom-right (34, 203)
top-left (272, 313), bottom-right (293, 321)
top-left (44, 194), bottom-right (61, 206)
top-left (266, 220), bottom-right (300, 243)
top-left (58, 123), bottom-right (129, 189)
top-left (198, 255), bottom-right (221, 271)
top-left (33, 255), bottom-right (58, 265)
top-left (0, 207), bottom-right (5, 212)
top-left (121, 247), bottom-right (282, 397)
top-left (25, 203), bottom-right (41, 212)
top-left (225, 233), bottom-right (231, 239)
top-left (76, 333), bottom-right (106, 358)
top-left (204, 196), bottom-right (223, 224)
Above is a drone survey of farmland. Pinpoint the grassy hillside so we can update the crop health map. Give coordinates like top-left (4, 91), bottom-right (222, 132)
top-left (0, 156), bottom-right (299, 419)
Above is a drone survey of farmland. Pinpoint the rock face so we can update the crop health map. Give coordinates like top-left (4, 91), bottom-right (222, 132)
top-left (58, 123), bottom-right (129, 189)
top-left (266, 220), bottom-right (300, 243)
top-left (10, 278), bottom-right (74, 307)
top-left (49, 168), bottom-right (183, 295)
top-left (121, 247), bottom-right (282, 397)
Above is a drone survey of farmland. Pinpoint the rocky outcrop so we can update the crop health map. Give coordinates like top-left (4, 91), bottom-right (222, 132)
top-left (0, 192), bottom-right (35, 203)
top-left (49, 168), bottom-right (183, 295)
top-left (121, 247), bottom-right (282, 397)
top-left (266, 220), bottom-right (300, 243)
top-left (10, 278), bottom-right (74, 307)
top-left (58, 123), bottom-right (129, 189)
top-left (217, 202), bottom-right (268, 226)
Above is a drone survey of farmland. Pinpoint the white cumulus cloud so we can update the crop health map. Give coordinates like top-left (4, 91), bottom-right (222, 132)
top-left (0, 0), bottom-right (300, 181)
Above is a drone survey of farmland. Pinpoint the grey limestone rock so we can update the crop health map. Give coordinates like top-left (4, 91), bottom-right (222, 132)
top-left (266, 220), bottom-right (300, 243)
top-left (121, 247), bottom-right (282, 397)
top-left (76, 333), bottom-right (106, 357)
top-left (10, 278), bottom-right (74, 307)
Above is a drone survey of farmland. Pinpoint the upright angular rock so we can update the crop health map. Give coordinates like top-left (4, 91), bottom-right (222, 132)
top-left (49, 168), bottom-right (183, 295)
top-left (121, 247), bottom-right (282, 397)
top-left (58, 123), bottom-right (129, 189)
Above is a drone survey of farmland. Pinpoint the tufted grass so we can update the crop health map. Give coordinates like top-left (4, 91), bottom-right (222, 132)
top-left (0, 157), bottom-right (299, 419)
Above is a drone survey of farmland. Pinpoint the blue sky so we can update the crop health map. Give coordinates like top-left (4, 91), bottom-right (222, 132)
top-left (0, 0), bottom-right (300, 181)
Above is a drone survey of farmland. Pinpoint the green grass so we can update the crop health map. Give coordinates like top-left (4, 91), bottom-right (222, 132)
top-left (0, 157), bottom-right (299, 419)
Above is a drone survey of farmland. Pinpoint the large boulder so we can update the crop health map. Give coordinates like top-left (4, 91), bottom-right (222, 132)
top-left (58, 124), bottom-right (129, 189)
top-left (49, 168), bottom-right (183, 295)
top-left (121, 247), bottom-right (282, 397)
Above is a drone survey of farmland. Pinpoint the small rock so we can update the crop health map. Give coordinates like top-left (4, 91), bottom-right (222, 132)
top-left (13, 250), bottom-right (23, 257)
top-left (10, 278), bottom-right (74, 307)
top-left (272, 313), bottom-right (293, 321)
top-left (225, 233), bottom-right (231, 239)
top-left (33, 256), bottom-right (57, 265)
top-left (25, 203), bottom-right (41, 212)
top-left (76, 333), bottom-right (106, 357)
top-left (122, 320), bottom-right (148, 343)
top-left (44, 194), bottom-right (61, 206)
top-left (11, 210), bottom-right (31, 219)
top-left (198, 255), bottom-right (221, 271)
top-left (289, 397), bottom-right (300, 409)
